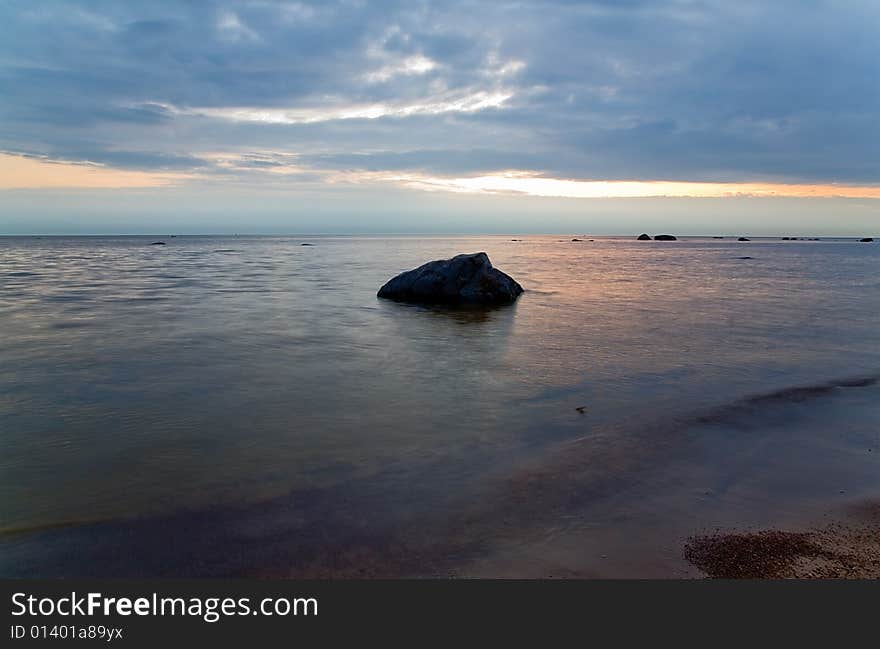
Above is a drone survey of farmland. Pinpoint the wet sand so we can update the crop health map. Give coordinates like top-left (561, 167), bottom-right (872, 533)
top-left (684, 500), bottom-right (880, 578)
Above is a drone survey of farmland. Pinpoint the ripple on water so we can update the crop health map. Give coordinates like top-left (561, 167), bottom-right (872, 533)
top-left (50, 321), bottom-right (93, 330)
top-left (1, 234), bottom-right (878, 578)
top-left (45, 294), bottom-right (91, 303)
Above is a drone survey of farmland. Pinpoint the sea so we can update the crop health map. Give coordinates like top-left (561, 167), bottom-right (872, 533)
top-left (1, 234), bottom-right (878, 577)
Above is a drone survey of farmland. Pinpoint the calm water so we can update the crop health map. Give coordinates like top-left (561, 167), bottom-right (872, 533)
top-left (1, 235), bottom-right (878, 576)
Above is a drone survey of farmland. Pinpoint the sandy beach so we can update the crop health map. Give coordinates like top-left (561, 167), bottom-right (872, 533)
top-left (685, 500), bottom-right (880, 578)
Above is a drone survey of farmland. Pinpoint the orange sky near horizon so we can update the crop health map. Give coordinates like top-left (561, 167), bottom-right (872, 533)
top-left (0, 153), bottom-right (189, 189)
top-left (2, 152), bottom-right (880, 200)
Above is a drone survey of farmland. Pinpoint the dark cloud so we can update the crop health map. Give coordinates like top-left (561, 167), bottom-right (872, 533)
top-left (1, 0), bottom-right (878, 183)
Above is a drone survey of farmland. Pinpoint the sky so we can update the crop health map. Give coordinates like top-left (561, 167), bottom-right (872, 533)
top-left (0, 0), bottom-right (878, 235)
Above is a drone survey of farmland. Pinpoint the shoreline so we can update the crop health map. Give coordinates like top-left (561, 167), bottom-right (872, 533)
top-left (684, 500), bottom-right (880, 578)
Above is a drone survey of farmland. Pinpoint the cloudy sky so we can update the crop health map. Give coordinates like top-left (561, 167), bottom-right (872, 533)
top-left (0, 0), bottom-right (877, 234)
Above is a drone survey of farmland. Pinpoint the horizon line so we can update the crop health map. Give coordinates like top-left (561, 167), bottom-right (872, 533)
top-left (1, 232), bottom-right (875, 239)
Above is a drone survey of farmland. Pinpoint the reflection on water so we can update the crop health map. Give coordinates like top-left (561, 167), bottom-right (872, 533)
top-left (0, 235), bottom-right (878, 576)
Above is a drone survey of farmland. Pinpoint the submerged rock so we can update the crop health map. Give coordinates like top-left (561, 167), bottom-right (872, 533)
top-left (637, 233), bottom-right (652, 240)
top-left (860, 237), bottom-right (874, 242)
top-left (738, 237), bottom-right (751, 242)
top-left (377, 252), bottom-right (523, 305)
top-left (653, 234), bottom-right (677, 241)
top-left (150, 241), bottom-right (166, 245)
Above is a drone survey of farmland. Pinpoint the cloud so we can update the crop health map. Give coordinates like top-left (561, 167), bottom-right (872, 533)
top-left (186, 89), bottom-right (513, 124)
top-left (0, 0), bottom-right (878, 197)
top-left (216, 10), bottom-right (260, 42)
top-left (364, 54), bottom-right (438, 84)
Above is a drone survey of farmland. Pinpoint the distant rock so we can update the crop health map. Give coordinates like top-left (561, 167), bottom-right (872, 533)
top-left (637, 233), bottom-right (652, 241)
top-left (571, 238), bottom-right (583, 242)
top-left (738, 237), bottom-right (750, 242)
top-left (737, 256), bottom-right (754, 260)
top-left (782, 237), bottom-right (791, 240)
top-left (860, 237), bottom-right (874, 242)
top-left (654, 234), bottom-right (677, 241)
top-left (300, 243), bottom-right (315, 246)
top-left (712, 236), bottom-right (725, 239)
top-left (150, 241), bottom-right (166, 245)
top-left (377, 252), bottom-right (523, 305)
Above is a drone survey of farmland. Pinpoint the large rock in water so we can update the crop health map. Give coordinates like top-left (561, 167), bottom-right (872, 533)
top-left (653, 234), bottom-right (678, 241)
top-left (377, 252), bottom-right (523, 305)
top-left (637, 233), bottom-right (652, 240)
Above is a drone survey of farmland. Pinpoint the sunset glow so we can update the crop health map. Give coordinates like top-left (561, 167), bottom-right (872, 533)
top-left (3, 152), bottom-right (880, 201)
top-left (2, 1), bottom-right (878, 234)
top-left (0, 153), bottom-right (190, 190)
top-left (392, 173), bottom-right (880, 199)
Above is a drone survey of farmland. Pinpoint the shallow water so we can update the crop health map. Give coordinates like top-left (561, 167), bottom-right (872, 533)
top-left (1, 235), bottom-right (878, 576)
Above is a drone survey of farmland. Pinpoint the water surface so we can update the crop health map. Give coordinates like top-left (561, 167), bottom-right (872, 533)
top-left (1, 235), bottom-right (878, 576)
